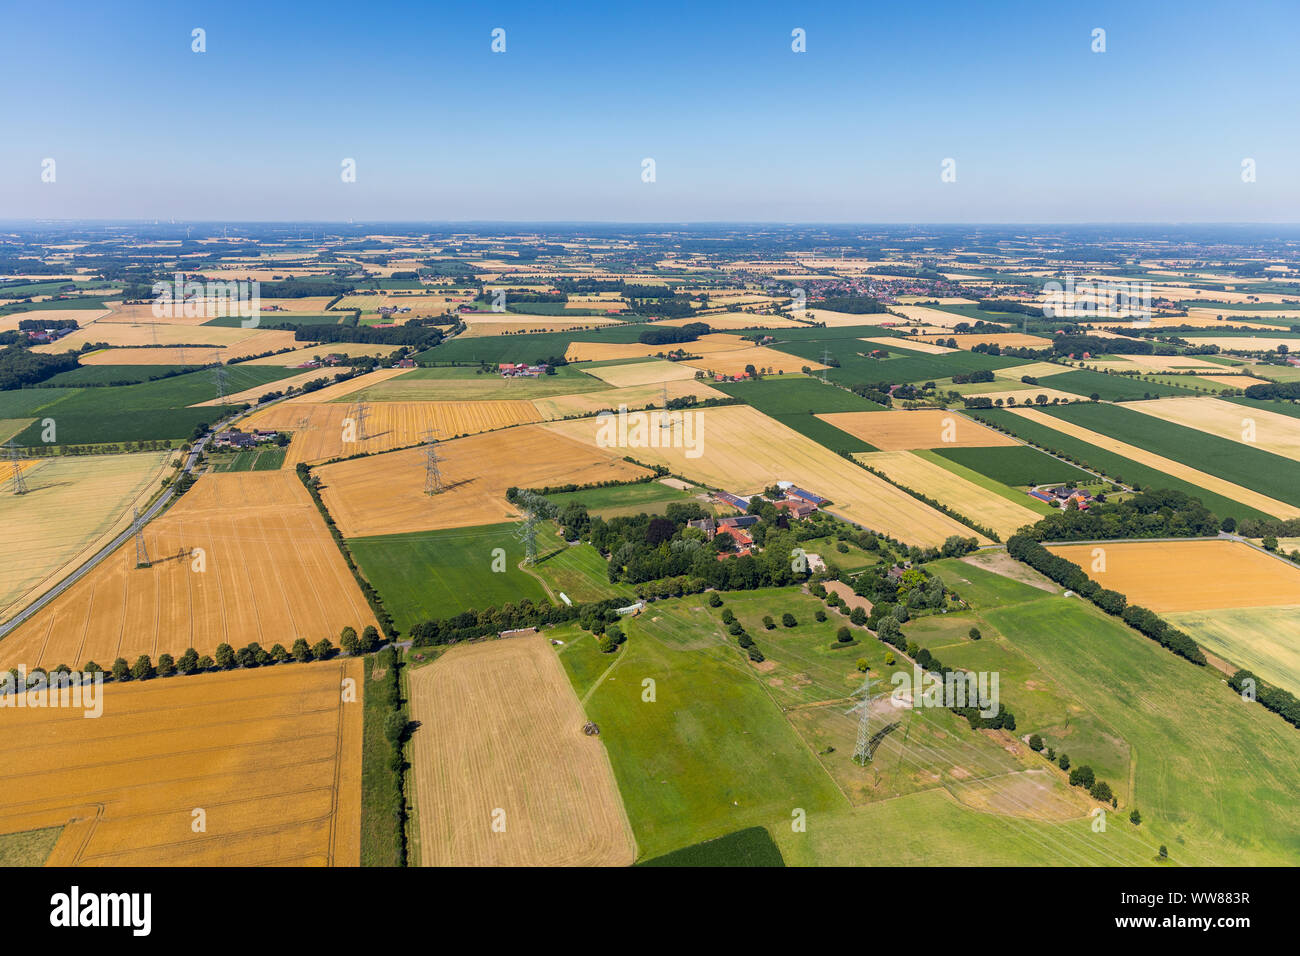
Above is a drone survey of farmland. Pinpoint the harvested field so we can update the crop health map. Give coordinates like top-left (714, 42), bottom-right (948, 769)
top-left (0, 452), bottom-right (170, 623)
top-left (191, 367), bottom-right (352, 407)
top-left (586, 360), bottom-right (700, 388)
top-left (861, 336), bottom-right (955, 354)
top-left (75, 330), bottom-right (302, 366)
top-left (0, 471), bottom-right (378, 672)
top-left (408, 636), bottom-right (634, 866)
top-left (533, 379), bottom-right (724, 419)
top-left (855, 451), bottom-right (1041, 538)
top-left (1125, 396), bottom-right (1300, 461)
top-left (993, 362), bottom-right (1071, 381)
top-left (243, 399), bottom-right (542, 465)
top-left (818, 409), bottom-right (1018, 450)
top-left (0, 660), bottom-right (361, 866)
top-left (919, 332), bottom-right (1054, 350)
top-left (1007, 406), bottom-right (1300, 518)
top-left (457, 318), bottom-right (622, 337)
top-left (544, 405), bottom-right (988, 547)
top-left (0, 308), bottom-right (108, 331)
top-left (32, 322), bottom-right (263, 353)
top-left (564, 332), bottom-right (753, 363)
top-left (1045, 540), bottom-right (1300, 613)
top-left (890, 305), bottom-right (975, 327)
top-left (681, 344), bottom-right (820, 377)
top-left (337, 366), bottom-right (606, 403)
top-left (316, 423), bottom-right (651, 537)
top-left (1184, 335), bottom-right (1300, 352)
top-left (802, 308), bottom-right (887, 327)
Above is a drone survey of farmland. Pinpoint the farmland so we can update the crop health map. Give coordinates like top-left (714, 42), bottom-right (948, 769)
top-left (544, 405), bottom-right (989, 547)
top-left (855, 450), bottom-right (1042, 537)
top-left (1036, 401), bottom-right (1300, 508)
top-left (244, 399), bottom-right (545, 465)
top-left (340, 365), bottom-right (609, 402)
top-left (1165, 606), bottom-right (1300, 697)
top-left (407, 636), bottom-right (634, 866)
top-left (0, 660), bottom-right (361, 866)
top-left (316, 423), bottom-right (652, 537)
top-left (349, 523), bottom-right (552, 632)
top-left (0, 451), bottom-right (171, 621)
top-left (930, 444), bottom-right (1093, 486)
top-left (1124, 395), bottom-right (1300, 462)
top-left (0, 472), bottom-right (378, 672)
top-left (1045, 540), bottom-right (1300, 613)
top-left (818, 408), bottom-right (1019, 450)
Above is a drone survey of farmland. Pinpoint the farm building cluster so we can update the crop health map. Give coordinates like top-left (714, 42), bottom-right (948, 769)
top-left (499, 362), bottom-right (552, 378)
top-left (211, 429), bottom-right (282, 450)
top-left (1028, 485), bottom-right (1095, 510)
top-left (698, 483), bottom-right (829, 555)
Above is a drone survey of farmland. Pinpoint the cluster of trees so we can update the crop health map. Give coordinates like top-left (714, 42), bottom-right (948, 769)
top-left (66, 629), bottom-right (359, 684)
top-left (814, 296), bottom-right (885, 314)
top-left (950, 369), bottom-right (995, 385)
top-left (1228, 669), bottom-right (1300, 728)
top-left (16, 317), bottom-right (78, 331)
top-left (369, 646), bottom-right (408, 864)
top-left (1006, 533), bottom-right (1206, 664)
top-left (0, 344), bottom-right (80, 389)
top-left (637, 321), bottom-right (710, 345)
top-left (976, 299), bottom-right (1043, 318)
top-left (297, 324), bottom-right (443, 348)
top-left (297, 465), bottom-right (397, 636)
top-left (714, 596), bottom-right (765, 662)
top-left (1244, 382), bottom-right (1300, 400)
top-left (1021, 488), bottom-right (1221, 541)
top-left (408, 597), bottom-right (626, 647)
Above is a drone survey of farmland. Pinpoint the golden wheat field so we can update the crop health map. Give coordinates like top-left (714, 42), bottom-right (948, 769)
top-left (32, 321), bottom-right (263, 353)
top-left (1123, 396), bottom-right (1300, 461)
top-left (660, 311), bottom-right (799, 329)
top-left (918, 332), bottom-right (1054, 350)
top-left (0, 471), bottom-right (377, 673)
top-left (276, 368), bottom-right (414, 403)
top-left (0, 308), bottom-right (109, 332)
top-left (1007, 407), bottom-right (1300, 518)
top-left (1046, 540), bottom-right (1300, 613)
top-left (0, 452), bottom-right (171, 623)
top-left (818, 409), bottom-right (1018, 450)
top-left (408, 636), bottom-right (634, 867)
top-left (0, 660), bottom-right (361, 866)
top-left (532, 379), bottom-right (725, 419)
top-left (564, 332), bottom-right (753, 363)
top-left (683, 345), bottom-right (823, 377)
top-left (244, 400), bottom-right (544, 465)
top-left (190, 367), bottom-right (353, 407)
top-left (993, 361), bottom-right (1072, 380)
top-left (586, 360), bottom-right (704, 388)
top-left (315, 423), bottom-right (651, 538)
top-left (75, 330), bottom-right (302, 366)
top-left (855, 451), bottom-right (1041, 538)
top-left (544, 405), bottom-right (988, 547)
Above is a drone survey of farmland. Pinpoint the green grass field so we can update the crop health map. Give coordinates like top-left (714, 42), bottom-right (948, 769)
top-left (10, 365), bottom-right (299, 446)
top-left (1165, 605), bottom-right (1300, 698)
top-left (556, 593), bottom-right (847, 859)
top-left (931, 444), bottom-right (1098, 488)
top-left (1038, 401), bottom-right (1300, 507)
top-left (532, 541), bottom-right (634, 604)
top-left (715, 375), bottom-right (885, 415)
top-left (349, 523), bottom-right (552, 633)
top-left (209, 445), bottom-right (286, 472)
top-left (1036, 368), bottom-right (1198, 400)
top-left (969, 408), bottom-right (1274, 522)
top-left (0, 826), bottom-right (62, 866)
top-left (984, 596), bottom-right (1300, 865)
top-left (415, 325), bottom-right (648, 365)
top-left (913, 448), bottom-right (1057, 516)
top-left (544, 480), bottom-right (705, 518)
top-left (638, 826), bottom-right (785, 866)
top-left (771, 337), bottom-right (1026, 387)
top-left (40, 364), bottom-right (199, 386)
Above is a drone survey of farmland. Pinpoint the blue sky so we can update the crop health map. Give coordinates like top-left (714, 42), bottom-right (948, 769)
top-left (2, 0), bottom-right (1297, 222)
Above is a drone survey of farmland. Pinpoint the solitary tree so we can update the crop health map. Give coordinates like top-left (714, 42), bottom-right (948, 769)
top-left (214, 643), bottom-right (236, 670)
